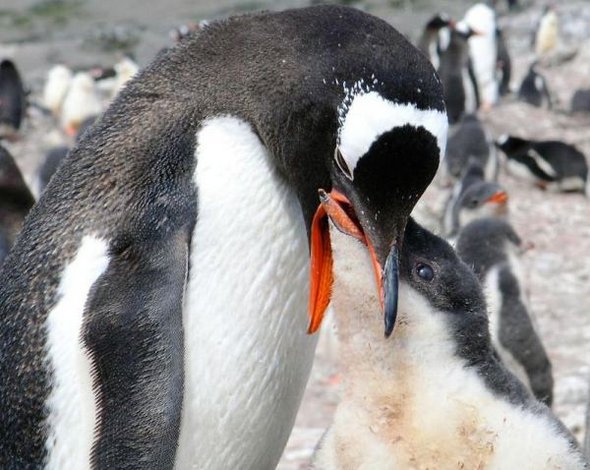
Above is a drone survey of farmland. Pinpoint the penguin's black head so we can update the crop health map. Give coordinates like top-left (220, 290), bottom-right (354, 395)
top-left (308, 89), bottom-right (448, 338)
top-left (495, 134), bottom-right (531, 156)
top-left (458, 181), bottom-right (508, 212)
top-left (400, 218), bottom-right (486, 318)
top-left (425, 13), bottom-right (453, 31)
top-left (396, 219), bottom-right (491, 366)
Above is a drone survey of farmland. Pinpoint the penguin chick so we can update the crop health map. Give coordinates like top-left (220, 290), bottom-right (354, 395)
top-left (313, 218), bottom-right (586, 469)
top-left (496, 135), bottom-right (589, 194)
top-left (518, 62), bottom-right (552, 109)
top-left (535, 6), bottom-right (559, 57)
top-left (444, 113), bottom-right (498, 182)
top-left (42, 64), bottom-right (73, 117)
top-left (456, 217), bottom-right (554, 406)
top-left (443, 166), bottom-right (508, 237)
top-left (0, 60), bottom-right (26, 140)
top-left (60, 72), bottom-right (102, 137)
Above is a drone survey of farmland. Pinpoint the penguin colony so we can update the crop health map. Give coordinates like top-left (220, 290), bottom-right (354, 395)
top-left (0, 1), bottom-right (588, 469)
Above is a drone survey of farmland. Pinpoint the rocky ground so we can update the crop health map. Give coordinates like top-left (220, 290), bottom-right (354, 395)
top-left (1, 0), bottom-right (589, 468)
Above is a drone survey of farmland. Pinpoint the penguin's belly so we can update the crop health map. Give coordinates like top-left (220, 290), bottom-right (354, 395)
top-left (175, 116), bottom-right (317, 469)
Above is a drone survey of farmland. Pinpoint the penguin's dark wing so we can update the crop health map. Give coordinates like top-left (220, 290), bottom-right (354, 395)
top-left (497, 266), bottom-right (553, 406)
top-left (83, 229), bottom-right (188, 469)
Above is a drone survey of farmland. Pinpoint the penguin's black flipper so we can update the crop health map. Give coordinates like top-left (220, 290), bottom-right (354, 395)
top-left (497, 266), bottom-right (554, 406)
top-left (83, 230), bottom-right (188, 469)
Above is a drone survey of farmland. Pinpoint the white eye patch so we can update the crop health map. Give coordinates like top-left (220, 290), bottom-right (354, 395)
top-left (338, 91), bottom-right (448, 179)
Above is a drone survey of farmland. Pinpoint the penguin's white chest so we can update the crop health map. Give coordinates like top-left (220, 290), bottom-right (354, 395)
top-left (175, 116), bottom-right (317, 470)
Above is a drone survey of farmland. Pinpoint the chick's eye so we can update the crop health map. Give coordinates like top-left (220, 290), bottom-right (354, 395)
top-left (415, 263), bottom-right (434, 282)
top-left (334, 147), bottom-right (353, 180)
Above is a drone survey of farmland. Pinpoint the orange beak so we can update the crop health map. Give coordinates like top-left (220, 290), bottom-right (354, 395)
top-left (307, 189), bottom-right (384, 334)
top-left (486, 190), bottom-right (508, 205)
top-left (65, 124), bottom-right (79, 138)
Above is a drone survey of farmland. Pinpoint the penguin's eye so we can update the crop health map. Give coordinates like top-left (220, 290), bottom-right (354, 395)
top-left (415, 263), bottom-right (435, 282)
top-left (334, 147), bottom-right (353, 180)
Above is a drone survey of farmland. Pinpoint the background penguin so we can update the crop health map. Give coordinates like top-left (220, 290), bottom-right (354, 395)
top-left (42, 64), bottom-right (73, 117)
top-left (417, 13), bottom-right (453, 70)
top-left (535, 5), bottom-right (559, 57)
top-left (0, 59), bottom-right (26, 141)
top-left (463, 3), bottom-right (499, 109)
top-left (0, 6), bottom-right (448, 469)
top-left (60, 71), bottom-right (102, 136)
top-left (518, 62), bottom-right (552, 108)
top-left (34, 115), bottom-right (97, 196)
top-left (443, 164), bottom-right (508, 237)
top-left (571, 89), bottom-right (590, 113)
top-left (496, 134), bottom-right (589, 194)
top-left (456, 217), bottom-right (554, 406)
top-left (437, 23), bottom-right (479, 124)
top-left (0, 145), bottom-right (35, 264)
top-left (313, 218), bottom-right (586, 469)
top-left (443, 113), bottom-right (498, 182)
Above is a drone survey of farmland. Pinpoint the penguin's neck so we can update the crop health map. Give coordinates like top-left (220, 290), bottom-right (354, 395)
top-left (329, 225), bottom-right (466, 391)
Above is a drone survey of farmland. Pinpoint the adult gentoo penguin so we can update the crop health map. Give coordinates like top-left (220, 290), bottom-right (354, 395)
top-left (0, 59), bottom-right (26, 140)
top-left (437, 23), bottom-right (479, 124)
top-left (463, 3), bottom-right (499, 109)
top-left (496, 134), bottom-right (589, 194)
top-left (313, 218), bottom-right (587, 469)
top-left (0, 6), bottom-right (448, 469)
top-left (417, 13), bottom-right (453, 69)
top-left (0, 144), bottom-right (35, 264)
top-left (456, 217), bottom-right (554, 406)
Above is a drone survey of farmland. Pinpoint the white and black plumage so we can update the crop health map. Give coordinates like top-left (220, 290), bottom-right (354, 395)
top-left (0, 60), bottom-right (26, 140)
top-left (437, 23), bottom-right (479, 124)
top-left (463, 3), bottom-right (499, 109)
top-left (444, 113), bottom-right (498, 181)
top-left (0, 6), bottom-right (449, 469)
top-left (571, 89), bottom-right (590, 113)
top-left (443, 162), bottom-right (508, 237)
top-left (518, 62), bottom-right (552, 109)
top-left (496, 135), bottom-right (589, 194)
top-left (456, 217), bottom-right (554, 406)
top-left (313, 218), bottom-right (586, 469)
top-left (417, 13), bottom-right (453, 70)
